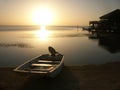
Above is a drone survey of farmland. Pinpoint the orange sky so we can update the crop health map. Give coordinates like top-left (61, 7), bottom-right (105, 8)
top-left (0, 0), bottom-right (120, 26)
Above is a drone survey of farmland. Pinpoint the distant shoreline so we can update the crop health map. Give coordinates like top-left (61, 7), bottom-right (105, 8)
top-left (0, 25), bottom-right (83, 31)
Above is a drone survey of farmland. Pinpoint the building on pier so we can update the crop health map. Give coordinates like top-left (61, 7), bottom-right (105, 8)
top-left (89, 9), bottom-right (120, 33)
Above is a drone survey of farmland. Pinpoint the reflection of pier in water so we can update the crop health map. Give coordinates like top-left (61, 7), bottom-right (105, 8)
top-left (99, 37), bottom-right (120, 53)
top-left (88, 32), bottom-right (120, 53)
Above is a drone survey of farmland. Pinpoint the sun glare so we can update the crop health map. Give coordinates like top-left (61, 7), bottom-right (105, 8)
top-left (36, 25), bottom-right (50, 40)
top-left (33, 7), bottom-right (53, 40)
top-left (33, 8), bottom-right (53, 25)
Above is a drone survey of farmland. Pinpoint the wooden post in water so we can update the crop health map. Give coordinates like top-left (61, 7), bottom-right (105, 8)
top-left (77, 25), bottom-right (79, 32)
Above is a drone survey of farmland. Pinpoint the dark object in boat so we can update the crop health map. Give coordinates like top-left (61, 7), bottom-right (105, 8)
top-left (48, 46), bottom-right (58, 56)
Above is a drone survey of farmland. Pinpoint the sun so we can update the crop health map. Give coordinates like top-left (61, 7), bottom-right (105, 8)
top-left (33, 8), bottom-right (53, 25)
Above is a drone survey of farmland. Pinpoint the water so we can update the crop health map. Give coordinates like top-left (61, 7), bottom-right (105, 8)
top-left (0, 25), bottom-right (120, 67)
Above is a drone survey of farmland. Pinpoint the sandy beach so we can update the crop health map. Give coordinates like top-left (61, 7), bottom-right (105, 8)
top-left (0, 62), bottom-right (120, 90)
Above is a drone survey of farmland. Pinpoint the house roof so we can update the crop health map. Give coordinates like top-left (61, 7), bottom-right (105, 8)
top-left (89, 21), bottom-right (99, 24)
top-left (100, 9), bottom-right (120, 19)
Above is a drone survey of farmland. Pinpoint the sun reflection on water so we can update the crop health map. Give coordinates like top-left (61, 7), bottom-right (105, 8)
top-left (36, 25), bottom-right (50, 41)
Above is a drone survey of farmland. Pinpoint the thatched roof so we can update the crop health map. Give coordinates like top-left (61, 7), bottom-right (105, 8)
top-left (100, 9), bottom-right (120, 20)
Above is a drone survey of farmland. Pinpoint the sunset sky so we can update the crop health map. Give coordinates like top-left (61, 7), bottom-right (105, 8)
top-left (0, 0), bottom-right (120, 26)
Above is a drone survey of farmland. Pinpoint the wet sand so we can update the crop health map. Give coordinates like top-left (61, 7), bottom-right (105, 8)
top-left (0, 62), bottom-right (120, 90)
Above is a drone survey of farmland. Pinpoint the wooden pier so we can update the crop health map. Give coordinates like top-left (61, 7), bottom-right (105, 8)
top-left (89, 9), bottom-right (120, 33)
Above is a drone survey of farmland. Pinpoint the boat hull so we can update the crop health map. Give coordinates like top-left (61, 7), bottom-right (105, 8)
top-left (14, 54), bottom-right (64, 78)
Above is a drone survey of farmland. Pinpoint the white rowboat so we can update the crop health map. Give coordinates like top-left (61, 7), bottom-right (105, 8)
top-left (14, 47), bottom-right (64, 78)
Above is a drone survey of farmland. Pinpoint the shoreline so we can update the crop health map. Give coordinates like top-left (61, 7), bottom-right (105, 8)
top-left (0, 62), bottom-right (120, 90)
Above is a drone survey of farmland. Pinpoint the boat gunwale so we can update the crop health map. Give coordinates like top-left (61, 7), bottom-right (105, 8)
top-left (13, 54), bottom-right (42, 72)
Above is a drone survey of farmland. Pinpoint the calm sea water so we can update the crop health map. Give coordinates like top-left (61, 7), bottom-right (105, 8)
top-left (0, 26), bottom-right (120, 67)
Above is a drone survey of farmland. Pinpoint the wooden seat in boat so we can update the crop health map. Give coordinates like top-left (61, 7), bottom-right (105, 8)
top-left (37, 60), bottom-right (60, 64)
top-left (31, 63), bottom-right (53, 67)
